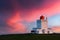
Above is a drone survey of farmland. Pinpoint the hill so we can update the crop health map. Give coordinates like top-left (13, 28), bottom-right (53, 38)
top-left (0, 34), bottom-right (60, 40)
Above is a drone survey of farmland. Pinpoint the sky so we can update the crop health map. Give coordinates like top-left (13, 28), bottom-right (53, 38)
top-left (0, 0), bottom-right (60, 34)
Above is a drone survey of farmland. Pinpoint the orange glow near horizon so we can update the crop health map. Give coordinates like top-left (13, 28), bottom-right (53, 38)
top-left (52, 27), bottom-right (60, 33)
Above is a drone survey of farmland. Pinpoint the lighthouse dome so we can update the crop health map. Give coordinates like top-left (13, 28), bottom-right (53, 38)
top-left (40, 15), bottom-right (45, 20)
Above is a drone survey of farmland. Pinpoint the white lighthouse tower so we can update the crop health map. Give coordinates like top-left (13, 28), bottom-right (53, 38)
top-left (38, 15), bottom-right (48, 34)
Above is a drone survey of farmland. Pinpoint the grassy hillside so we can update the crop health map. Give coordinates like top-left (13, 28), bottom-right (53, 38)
top-left (0, 34), bottom-right (60, 40)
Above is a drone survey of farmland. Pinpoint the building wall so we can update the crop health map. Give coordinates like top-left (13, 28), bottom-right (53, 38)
top-left (41, 20), bottom-right (48, 29)
top-left (37, 20), bottom-right (41, 28)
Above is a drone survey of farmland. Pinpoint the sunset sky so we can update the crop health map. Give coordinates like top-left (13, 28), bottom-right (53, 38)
top-left (0, 0), bottom-right (60, 34)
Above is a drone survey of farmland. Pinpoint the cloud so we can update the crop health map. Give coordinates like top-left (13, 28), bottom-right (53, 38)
top-left (17, 0), bottom-right (60, 22)
top-left (6, 12), bottom-right (27, 33)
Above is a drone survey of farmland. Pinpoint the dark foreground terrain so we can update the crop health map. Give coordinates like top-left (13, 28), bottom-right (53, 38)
top-left (0, 34), bottom-right (60, 40)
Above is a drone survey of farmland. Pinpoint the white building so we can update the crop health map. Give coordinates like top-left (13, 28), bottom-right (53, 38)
top-left (31, 15), bottom-right (53, 34)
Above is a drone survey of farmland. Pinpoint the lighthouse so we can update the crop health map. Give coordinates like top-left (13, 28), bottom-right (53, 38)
top-left (31, 15), bottom-right (53, 34)
top-left (39, 15), bottom-right (48, 34)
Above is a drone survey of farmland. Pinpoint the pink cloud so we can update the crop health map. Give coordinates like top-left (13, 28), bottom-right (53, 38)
top-left (22, 1), bottom-right (60, 22)
top-left (6, 12), bottom-right (26, 33)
